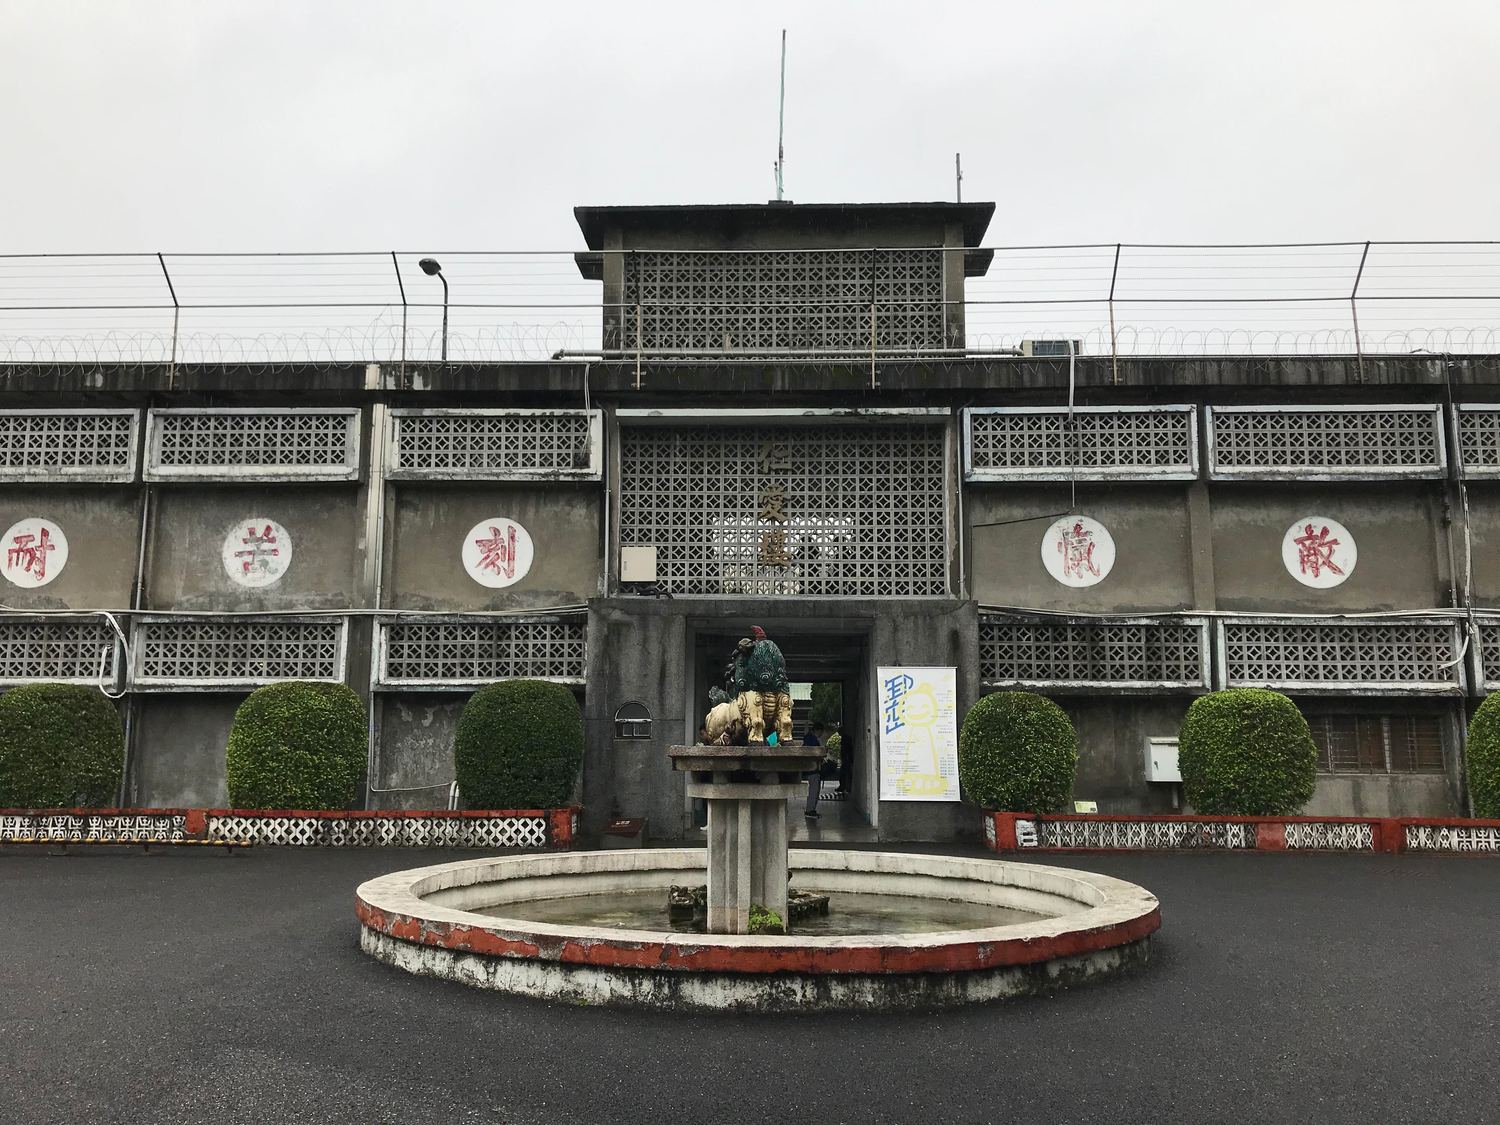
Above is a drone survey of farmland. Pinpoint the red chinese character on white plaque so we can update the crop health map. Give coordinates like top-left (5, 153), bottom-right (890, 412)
top-left (2, 518), bottom-right (69, 589)
top-left (462, 517), bottom-right (534, 589)
top-left (1041, 515), bottom-right (1115, 589)
top-left (1282, 516), bottom-right (1356, 589)
top-left (222, 518), bottom-right (292, 588)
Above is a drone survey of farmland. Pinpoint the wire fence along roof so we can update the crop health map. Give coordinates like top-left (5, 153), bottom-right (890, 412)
top-left (1, 243), bottom-right (1499, 367)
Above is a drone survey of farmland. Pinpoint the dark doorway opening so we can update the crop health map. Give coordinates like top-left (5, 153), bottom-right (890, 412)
top-left (690, 625), bottom-right (875, 842)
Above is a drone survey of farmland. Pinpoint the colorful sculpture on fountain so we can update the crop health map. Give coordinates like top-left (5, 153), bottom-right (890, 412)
top-left (700, 625), bottom-right (793, 746)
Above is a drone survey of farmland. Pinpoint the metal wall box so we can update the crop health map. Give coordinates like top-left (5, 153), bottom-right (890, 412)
top-left (963, 406), bottom-right (1198, 482)
top-left (1206, 405), bottom-right (1446, 481)
top-left (373, 615), bottom-right (587, 690)
top-left (129, 615), bottom-right (348, 690)
top-left (144, 408), bottom-right (362, 482)
top-left (620, 545), bottom-right (658, 583)
top-left (386, 408), bottom-right (603, 481)
top-left (0, 409), bottom-right (140, 483)
top-left (1215, 616), bottom-right (1465, 695)
top-left (1144, 736), bottom-right (1182, 783)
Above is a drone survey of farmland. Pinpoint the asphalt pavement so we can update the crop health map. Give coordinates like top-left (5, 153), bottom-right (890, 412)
top-left (2, 844), bottom-right (1497, 1125)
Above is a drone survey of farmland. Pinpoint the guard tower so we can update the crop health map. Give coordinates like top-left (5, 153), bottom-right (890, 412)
top-left (574, 201), bottom-right (995, 358)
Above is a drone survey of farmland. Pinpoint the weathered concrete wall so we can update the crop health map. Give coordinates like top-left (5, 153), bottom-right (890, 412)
top-left (1211, 484), bottom-right (1447, 612)
top-left (584, 600), bottom-right (690, 837)
top-left (371, 693), bottom-right (463, 811)
top-left (147, 487), bottom-right (361, 611)
top-left (1456, 482), bottom-right (1500, 602)
top-left (967, 485), bottom-right (1194, 611)
top-left (1302, 774), bottom-right (1454, 818)
top-left (1057, 696), bottom-right (1195, 814)
top-left (0, 486), bottom-right (140, 609)
top-left (129, 694), bottom-right (238, 806)
top-left (386, 484), bottom-right (601, 611)
top-left (867, 601), bottom-right (978, 843)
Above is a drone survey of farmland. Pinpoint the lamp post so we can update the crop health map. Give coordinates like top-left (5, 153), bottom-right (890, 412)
top-left (419, 257), bottom-right (448, 367)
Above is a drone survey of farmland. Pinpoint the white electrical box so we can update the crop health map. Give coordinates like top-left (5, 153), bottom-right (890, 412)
top-left (620, 545), bottom-right (658, 583)
top-left (1144, 736), bottom-right (1182, 783)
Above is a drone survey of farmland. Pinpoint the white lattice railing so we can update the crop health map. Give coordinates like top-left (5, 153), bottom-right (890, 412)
top-left (1206, 405), bottom-right (1446, 480)
top-left (386, 408), bottom-right (602, 480)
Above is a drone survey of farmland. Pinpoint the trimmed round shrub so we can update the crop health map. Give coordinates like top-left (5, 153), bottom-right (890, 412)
top-left (455, 680), bottom-right (583, 809)
top-left (1465, 694), bottom-right (1500, 818)
top-left (958, 691), bottom-right (1078, 812)
top-left (225, 681), bottom-right (366, 809)
top-left (1178, 689), bottom-right (1317, 815)
top-left (0, 684), bottom-right (124, 807)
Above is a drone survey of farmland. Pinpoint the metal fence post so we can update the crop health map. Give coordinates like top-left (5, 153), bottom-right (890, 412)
top-left (156, 252), bottom-right (179, 388)
top-left (391, 251), bottom-right (407, 389)
top-left (1351, 241), bottom-right (1371, 383)
top-left (1108, 243), bottom-right (1122, 386)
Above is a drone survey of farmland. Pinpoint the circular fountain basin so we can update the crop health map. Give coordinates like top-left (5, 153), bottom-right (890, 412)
top-left (356, 848), bottom-right (1160, 1012)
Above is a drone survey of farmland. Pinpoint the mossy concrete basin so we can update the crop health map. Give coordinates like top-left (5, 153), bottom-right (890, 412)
top-left (357, 849), bottom-right (1159, 1011)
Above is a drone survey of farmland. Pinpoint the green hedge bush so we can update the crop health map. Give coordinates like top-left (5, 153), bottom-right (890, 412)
top-left (455, 680), bottom-right (583, 808)
top-left (225, 681), bottom-right (366, 809)
top-left (1466, 694), bottom-right (1500, 818)
top-left (1178, 689), bottom-right (1317, 815)
top-left (0, 684), bottom-right (124, 807)
top-left (958, 691), bottom-right (1078, 812)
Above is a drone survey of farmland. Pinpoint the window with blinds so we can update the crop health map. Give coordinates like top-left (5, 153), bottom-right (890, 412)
top-left (1307, 715), bottom-right (1445, 774)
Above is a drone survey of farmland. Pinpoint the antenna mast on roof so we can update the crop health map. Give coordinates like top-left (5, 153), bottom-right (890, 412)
top-left (774, 30), bottom-right (787, 201)
top-left (955, 153), bottom-right (963, 202)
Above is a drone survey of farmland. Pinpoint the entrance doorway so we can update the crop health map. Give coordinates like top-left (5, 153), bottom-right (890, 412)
top-left (690, 624), bottom-right (876, 842)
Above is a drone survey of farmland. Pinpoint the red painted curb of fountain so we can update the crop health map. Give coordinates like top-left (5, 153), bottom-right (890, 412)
top-left (353, 895), bottom-right (1161, 976)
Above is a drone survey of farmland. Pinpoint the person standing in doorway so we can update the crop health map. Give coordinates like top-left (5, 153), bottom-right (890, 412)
top-left (803, 722), bottom-right (825, 818)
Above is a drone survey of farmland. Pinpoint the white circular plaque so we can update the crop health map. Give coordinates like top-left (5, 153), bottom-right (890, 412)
top-left (462, 518), bottom-right (534, 588)
top-left (222, 519), bottom-right (293, 588)
top-left (1282, 516), bottom-right (1356, 588)
top-left (1, 517), bottom-right (68, 588)
top-left (1041, 515), bottom-right (1115, 588)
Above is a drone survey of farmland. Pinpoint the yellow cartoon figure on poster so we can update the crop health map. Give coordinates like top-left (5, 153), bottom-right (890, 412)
top-left (878, 667), bottom-right (960, 801)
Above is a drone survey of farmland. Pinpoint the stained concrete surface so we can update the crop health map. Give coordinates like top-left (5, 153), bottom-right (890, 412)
top-left (2, 847), bottom-right (1497, 1125)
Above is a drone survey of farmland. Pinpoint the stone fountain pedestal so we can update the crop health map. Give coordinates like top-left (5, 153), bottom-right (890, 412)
top-left (669, 743), bottom-right (823, 934)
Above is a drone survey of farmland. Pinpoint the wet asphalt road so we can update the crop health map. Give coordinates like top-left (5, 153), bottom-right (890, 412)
top-left (2, 845), bottom-right (1497, 1125)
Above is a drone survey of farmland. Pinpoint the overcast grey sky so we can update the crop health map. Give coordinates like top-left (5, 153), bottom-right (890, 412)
top-left (3, 0), bottom-right (1498, 252)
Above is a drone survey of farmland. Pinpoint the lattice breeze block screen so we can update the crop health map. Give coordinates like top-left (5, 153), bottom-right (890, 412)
top-left (1207, 406), bottom-right (1444, 479)
top-left (388, 410), bottom-right (601, 479)
top-left (377, 618), bottom-right (587, 688)
top-left (1476, 619), bottom-right (1500, 691)
top-left (146, 409), bottom-right (360, 480)
top-left (964, 407), bottom-right (1196, 480)
top-left (616, 250), bottom-right (947, 355)
top-left (1219, 620), bottom-right (1462, 692)
top-left (1455, 407), bottom-right (1500, 477)
top-left (619, 424), bottom-right (949, 596)
top-left (979, 618), bottom-right (1209, 689)
top-left (0, 618), bottom-right (119, 684)
top-left (132, 618), bottom-right (346, 687)
top-left (0, 409), bottom-right (138, 482)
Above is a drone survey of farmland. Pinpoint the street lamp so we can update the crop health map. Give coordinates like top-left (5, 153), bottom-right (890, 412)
top-left (419, 257), bottom-right (447, 367)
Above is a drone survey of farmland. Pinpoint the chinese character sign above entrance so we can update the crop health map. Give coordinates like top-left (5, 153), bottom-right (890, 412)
top-left (2, 517), bottom-right (68, 588)
top-left (878, 666), bottom-right (960, 801)
top-left (1282, 516), bottom-right (1356, 589)
top-left (1041, 515), bottom-right (1115, 588)
top-left (463, 517), bottom-right (534, 589)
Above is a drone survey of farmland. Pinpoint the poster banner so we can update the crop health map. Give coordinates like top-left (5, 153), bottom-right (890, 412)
top-left (877, 666), bottom-right (960, 801)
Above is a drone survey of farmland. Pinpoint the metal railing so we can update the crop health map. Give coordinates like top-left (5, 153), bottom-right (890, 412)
top-left (1, 242), bottom-right (1498, 370)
